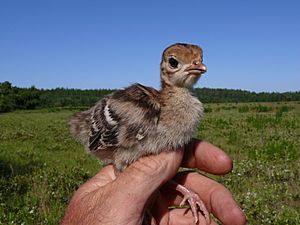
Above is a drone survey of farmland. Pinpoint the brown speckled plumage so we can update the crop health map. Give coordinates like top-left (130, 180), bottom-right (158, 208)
top-left (69, 43), bottom-right (206, 171)
top-left (69, 43), bottom-right (210, 224)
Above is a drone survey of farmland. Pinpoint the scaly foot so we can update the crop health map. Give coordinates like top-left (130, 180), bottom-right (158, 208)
top-left (169, 180), bottom-right (210, 225)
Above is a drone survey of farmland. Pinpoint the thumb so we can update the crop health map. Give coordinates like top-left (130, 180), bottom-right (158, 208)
top-left (115, 149), bottom-right (184, 206)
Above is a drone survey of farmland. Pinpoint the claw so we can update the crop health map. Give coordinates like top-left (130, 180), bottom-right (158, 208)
top-left (179, 196), bottom-right (188, 207)
top-left (168, 180), bottom-right (210, 225)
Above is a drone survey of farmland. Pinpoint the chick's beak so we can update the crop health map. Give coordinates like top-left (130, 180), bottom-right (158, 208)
top-left (186, 63), bottom-right (207, 75)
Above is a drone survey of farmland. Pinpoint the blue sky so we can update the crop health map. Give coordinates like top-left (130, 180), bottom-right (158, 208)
top-left (0, 0), bottom-right (299, 92)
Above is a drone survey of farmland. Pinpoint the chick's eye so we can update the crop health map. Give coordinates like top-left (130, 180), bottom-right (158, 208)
top-left (168, 57), bottom-right (179, 69)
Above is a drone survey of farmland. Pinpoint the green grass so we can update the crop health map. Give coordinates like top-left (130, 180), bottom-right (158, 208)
top-left (0, 110), bottom-right (99, 224)
top-left (198, 102), bottom-right (300, 224)
top-left (0, 102), bottom-right (299, 224)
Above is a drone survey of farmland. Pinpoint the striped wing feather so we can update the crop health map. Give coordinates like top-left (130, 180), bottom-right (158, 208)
top-left (88, 83), bottom-right (160, 152)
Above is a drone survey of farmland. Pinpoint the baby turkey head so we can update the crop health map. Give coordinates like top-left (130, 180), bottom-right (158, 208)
top-left (69, 43), bottom-right (209, 225)
top-left (160, 43), bottom-right (207, 88)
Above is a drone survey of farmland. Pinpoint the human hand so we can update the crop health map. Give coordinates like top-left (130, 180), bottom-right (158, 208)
top-left (60, 140), bottom-right (246, 225)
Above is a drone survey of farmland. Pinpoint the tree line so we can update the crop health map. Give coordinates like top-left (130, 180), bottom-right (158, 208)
top-left (1, 81), bottom-right (299, 113)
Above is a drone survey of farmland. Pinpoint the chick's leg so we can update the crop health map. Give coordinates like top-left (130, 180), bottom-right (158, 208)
top-left (169, 180), bottom-right (210, 225)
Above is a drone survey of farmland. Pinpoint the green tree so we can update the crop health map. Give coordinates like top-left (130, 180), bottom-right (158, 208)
top-left (0, 81), bottom-right (14, 112)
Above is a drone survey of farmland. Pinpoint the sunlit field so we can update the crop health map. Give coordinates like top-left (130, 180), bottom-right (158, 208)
top-left (1, 102), bottom-right (299, 224)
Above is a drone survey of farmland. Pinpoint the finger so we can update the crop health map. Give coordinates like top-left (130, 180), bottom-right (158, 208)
top-left (151, 192), bottom-right (196, 225)
top-left (169, 209), bottom-right (198, 225)
top-left (73, 165), bottom-right (116, 196)
top-left (152, 199), bottom-right (197, 225)
top-left (161, 172), bottom-right (246, 225)
top-left (92, 164), bottom-right (116, 184)
top-left (151, 193), bottom-right (169, 225)
top-left (182, 139), bottom-right (233, 175)
top-left (168, 209), bottom-right (218, 225)
top-left (112, 150), bottom-right (184, 207)
top-left (210, 189), bottom-right (246, 225)
top-left (151, 194), bottom-right (219, 225)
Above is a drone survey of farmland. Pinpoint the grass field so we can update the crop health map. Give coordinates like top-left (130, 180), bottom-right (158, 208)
top-left (0, 102), bottom-right (299, 224)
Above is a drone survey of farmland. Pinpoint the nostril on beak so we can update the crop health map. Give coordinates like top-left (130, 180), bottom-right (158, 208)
top-left (193, 60), bottom-right (200, 65)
